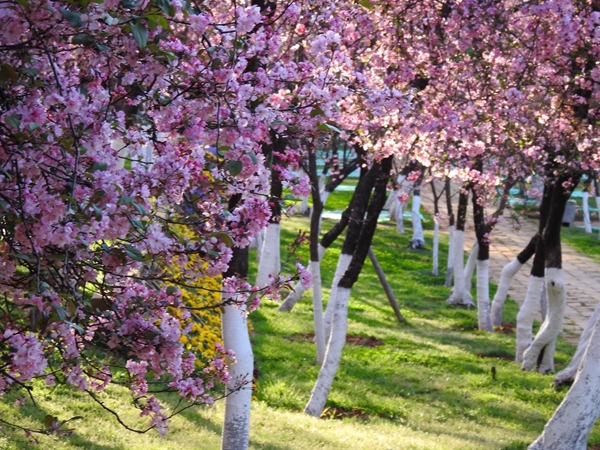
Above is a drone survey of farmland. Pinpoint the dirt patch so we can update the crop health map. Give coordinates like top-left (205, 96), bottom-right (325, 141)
top-left (477, 353), bottom-right (514, 362)
top-left (321, 406), bottom-right (371, 420)
top-left (495, 322), bottom-right (516, 335)
top-left (294, 333), bottom-right (384, 347)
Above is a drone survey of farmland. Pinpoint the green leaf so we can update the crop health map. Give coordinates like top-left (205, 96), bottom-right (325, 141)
top-left (359, 0), bottom-right (374, 9)
top-left (317, 122), bottom-right (342, 134)
top-left (310, 107), bottom-right (325, 117)
top-left (0, 63), bottom-right (17, 84)
top-left (124, 245), bottom-right (145, 262)
top-left (210, 231), bottom-right (234, 248)
top-left (118, 196), bottom-right (136, 204)
top-left (44, 414), bottom-right (57, 430)
top-left (92, 162), bottom-right (108, 172)
top-left (133, 202), bottom-right (147, 216)
top-left (60, 7), bottom-right (84, 28)
top-left (228, 160), bottom-right (243, 177)
top-left (5, 115), bottom-right (20, 129)
top-left (247, 152), bottom-right (258, 165)
top-left (92, 204), bottom-right (103, 221)
top-left (210, 58), bottom-right (223, 70)
top-left (154, 0), bottom-right (175, 16)
top-left (72, 33), bottom-right (95, 46)
top-left (28, 122), bottom-right (40, 131)
top-left (131, 22), bottom-right (149, 50)
top-left (146, 14), bottom-right (169, 30)
top-left (166, 286), bottom-right (179, 296)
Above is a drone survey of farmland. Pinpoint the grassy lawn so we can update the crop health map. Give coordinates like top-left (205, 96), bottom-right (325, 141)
top-left (0, 187), bottom-right (594, 449)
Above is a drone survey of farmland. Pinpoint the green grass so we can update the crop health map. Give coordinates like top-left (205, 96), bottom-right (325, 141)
top-left (0, 187), bottom-right (590, 449)
top-left (561, 226), bottom-right (600, 264)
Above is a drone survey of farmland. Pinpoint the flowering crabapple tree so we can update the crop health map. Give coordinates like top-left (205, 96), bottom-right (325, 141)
top-left (0, 0), bottom-right (319, 441)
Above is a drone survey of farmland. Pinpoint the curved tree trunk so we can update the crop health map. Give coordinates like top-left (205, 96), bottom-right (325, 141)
top-left (491, 234), bottom-right (538, 327)
top-left (255, 223), bottom-right (281, 288)
top-left (522, 173), bottom-right (581, 373)
top-left (304, 157), bottom-right (391, 418)
top-left (528, 311), bottom-right (600, 450)
top-left (583, 191), bottom-right (592, 233)
top-left (554, 302), bottom-right (600, 387)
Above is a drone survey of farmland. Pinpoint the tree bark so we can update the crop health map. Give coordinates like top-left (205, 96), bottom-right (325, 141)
top-left (446, 185), bottom-right (474, 306)
top-left (304, 157), bottom-right (391, 418)
top-left (444, 178), bottom-right (456, 287)
top-left (472, 184), bottom-right (492, 331)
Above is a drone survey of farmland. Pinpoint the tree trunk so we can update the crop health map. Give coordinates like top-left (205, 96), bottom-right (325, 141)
top-left (472, 184), bottom-right (492, 331)
top-left (522, 173), bottom-right (581, 373)
top-left (432, 221), bottom-right (440, 276)
top-left (445, 178), bottom-right (456, 287)
top-left (410, 187), bottom-right (425, 249)
top-left (464, 242), bottom-right (479, 292)
top-left (304, 157), bottom-right (391, 418)
top-left (447, 186), bottom-right (474, 306)
top-left (491, 234), bottom-right (538, 327)
top-left (278, 244), bottom-right (325, 312)
top-left (528, 311), bottom-right (600, 450)
top-left (255, 223), bottom-right (281, 288)
top-left (221, 246), bottom-right (252, 450)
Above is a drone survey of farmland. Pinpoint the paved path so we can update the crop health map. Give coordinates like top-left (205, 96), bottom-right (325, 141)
top-left (418, 186), bottom-right (600, 345)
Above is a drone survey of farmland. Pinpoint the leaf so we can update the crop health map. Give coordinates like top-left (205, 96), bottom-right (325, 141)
top-left (228, 160), bottom-right (243, 176)
top-left (28, 122), bottom-right (40, 131)
top-left (0, 63), bottom-right (17, 84)
top-left (5, 115), bottom-right (20, 129)
top-left (166, 286), bottom-right (179, 296)
top-left (118, 196), bottom-right (136, 204)
top-left (131, 22), bottom-right (149, 50)
top-left (133, 202), bottom-right (147, 216)
top-left (92, 204), bottom-right (103, 221)
top-left (44, 414), bottom-right (57, 430)
top-left (310, 106), bottom-right (325, 117)
top-left (359, 0), bottom-right (374, 9)
top-left (72, 33), bottom-right (95, 46)
top-left (124, 245), bottom-right (145, 262)
top-left (91, 162), bottom-right (108, 172)
top-left (59, 7), bottom-right (84, 28)
top-left (247, 152), bottom-right (258, 165)
top-left (317, 122), bottom-right (342, 134)
top-left (210, 231), bottom-right (234, 248)
top-left (154, 0), bottom-right (175, 16)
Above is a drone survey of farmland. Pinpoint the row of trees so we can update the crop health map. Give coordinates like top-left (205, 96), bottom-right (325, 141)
top-left (2, 0), bottom-right (600, 448)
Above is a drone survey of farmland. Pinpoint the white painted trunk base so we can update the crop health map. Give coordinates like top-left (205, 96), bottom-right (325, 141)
top-left (516, 275), bottom-right (544, 363)
top-left (410, 195), bottom-right (425, 248)
top-left (445, 225), bottom-right (455, 288)
top-left (310, 260), bottom-right (326, 365)
top-left (491, 258), bottom-right (523, 327)
top-left (529, 311), bottom-right (600, 450)
top-left (583, 192), bottom-right (592, 233)
top-left (221, 302), bottom-right (253, 450)
top-left (255, 223), bottom-right (281, 288)
top-left (304, 286), bottom-right (351, 417)
top-left (446, 230), bottom-right (474, 306)
top-left (554, 303), bottom-right (600, 386)
top-left (323, 253), bottom-right (352, 340)
top-left (522, 268), bottom-right (565, 374)
top-left (278, 246), bottom-right (325, 312)
top-left (464, 242), bottom-right (479, 291)
top-left (477, 259), bottom-right (493, 331)
top-left (596, 195), bottom-right (600, 238)
top-left (432, 222), bottom-right (440, 276)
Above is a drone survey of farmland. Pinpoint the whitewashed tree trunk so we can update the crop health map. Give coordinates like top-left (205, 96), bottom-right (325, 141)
top-left (477, 259), bottom-right (493, 331)
top-left (410, 194), bottom-right (425, 248)
top-left (112, 138), bottom-right (127, 170)
top-left (221, 302), bottom-right (253, 450)
top-left (596, 194), bottom-right (600, 238)
top-left (554, 303), bottom-right (600, 386)
top-left (516, 275), bottom-right (544, 363)
top-left (529, 311), bottom-right (600, 450)
top-left (396, 200), bottom-right (407, 234)
top-left (310, 260), bottom-right (326, 365)
top-left (304, 287), bottom-right (350, 417)
top-left (432, 221), bottom-right (440, 276)
top-left (522, 268), bottom-right (565, 373)
top-left (583, 191), bottom-right (592, 233)
top-left (445, 225), bottom-right (455, 287)
top-left (279, 244), bottom-right (325, 312)
top-left (323, 254), bottom-right (352, 340)
top-left (464, 242), bottom-right (479, 291)
top-left (446, 230), bottom-right (474, 306)
top-left (491, 258), bottom-right (523, 327)
top-left (255, 223), bottom-right (281, 288)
